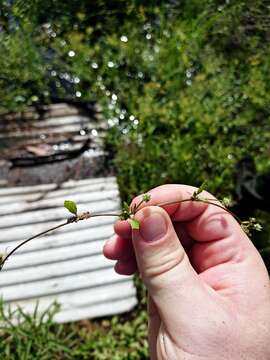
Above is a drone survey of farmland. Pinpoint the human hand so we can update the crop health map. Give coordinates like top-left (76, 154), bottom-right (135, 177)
top-left (103, 185), bottom-right (270, 360)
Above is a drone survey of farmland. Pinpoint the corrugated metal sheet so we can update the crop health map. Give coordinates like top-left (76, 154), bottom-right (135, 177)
top-left (0, 177), bottom-right (137, 323)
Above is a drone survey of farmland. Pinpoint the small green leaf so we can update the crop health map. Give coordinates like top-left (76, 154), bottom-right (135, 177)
top-left (142, 193), bottom-right (151, 202)
top-left (128, 218), bottom-right (140, 230)
top-left (192, 182), bottom-right (207, 200)
top-left (123, 201), bottom-right (130, 212)
top-left (196, 181), bottom-right (207, 195)
top-left (64, 200), bottom-right (78, 215)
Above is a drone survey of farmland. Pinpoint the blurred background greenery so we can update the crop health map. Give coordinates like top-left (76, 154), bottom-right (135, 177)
top-left (1, 0), bottom-right (270, 358)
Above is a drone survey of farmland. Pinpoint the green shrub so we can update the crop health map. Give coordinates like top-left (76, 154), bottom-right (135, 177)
top-left (2, 2), bottom-right (270, 204)
top-left (107, 1), bottom-right (270, 201)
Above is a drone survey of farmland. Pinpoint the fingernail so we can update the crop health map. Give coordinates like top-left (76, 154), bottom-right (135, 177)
top-left (139, 212), bottom-right (167, 242)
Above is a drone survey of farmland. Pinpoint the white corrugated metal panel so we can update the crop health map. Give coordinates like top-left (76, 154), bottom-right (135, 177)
top-left (0, 177), bottom-right (137, 323)
top-left (0, 105), bottom-right (106, 142)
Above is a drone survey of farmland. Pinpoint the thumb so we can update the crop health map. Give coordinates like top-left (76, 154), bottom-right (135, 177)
top-left (132, 206), bottom-right (220, 334)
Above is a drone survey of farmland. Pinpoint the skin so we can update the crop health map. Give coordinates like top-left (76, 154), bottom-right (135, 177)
top-left (103, 185), bottom-right (270, 360)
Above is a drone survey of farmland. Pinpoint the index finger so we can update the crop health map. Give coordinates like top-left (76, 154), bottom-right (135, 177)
top-left (132, 184), bottom-right (207, 221)
top-left (130, 184), bottom-right (241, 242)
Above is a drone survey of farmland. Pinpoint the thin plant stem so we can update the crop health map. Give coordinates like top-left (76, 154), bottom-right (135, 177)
top-left (132, 199), bottom-right (146, 213)
top-left (157, 198), bottom-right (242, 224)
top-left (0, 221), bottom-right (68, 268)
top-left (0, 197), bottom-right (242, 270)
top-left (0, 212), bottom-right (121, 269)
top-left (198, 200), bottom-right (242, 224)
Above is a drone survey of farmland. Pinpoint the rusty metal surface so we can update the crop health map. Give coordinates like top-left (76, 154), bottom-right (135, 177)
top-left (0, 103), bottom-right (112, 186)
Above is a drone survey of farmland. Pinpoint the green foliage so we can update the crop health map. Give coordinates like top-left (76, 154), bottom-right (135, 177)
top-left (2, 2), bottom-right (270, 203)
top-left (110, 1), bottom-right (270, 201)
top-left (0, 301), bottom-right (148, 359)
top-left (64, 200), bottom-right (78, 215)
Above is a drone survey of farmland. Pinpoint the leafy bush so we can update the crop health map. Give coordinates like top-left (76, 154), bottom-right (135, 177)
top-left (107, 1), bottom-right (270, 200)
top-left (2, 1), bottom-right (270, 199)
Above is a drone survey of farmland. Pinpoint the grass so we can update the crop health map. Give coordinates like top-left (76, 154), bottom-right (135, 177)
top-left (0, 295), bottom-right (149, 359)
